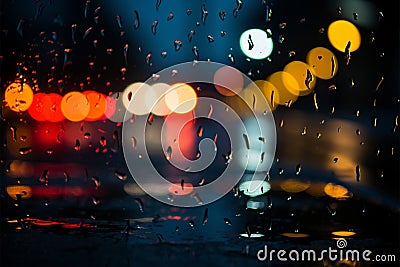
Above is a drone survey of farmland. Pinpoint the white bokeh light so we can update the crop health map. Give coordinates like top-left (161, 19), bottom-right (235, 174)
top-left (239, 29), bottom-right (273, 60)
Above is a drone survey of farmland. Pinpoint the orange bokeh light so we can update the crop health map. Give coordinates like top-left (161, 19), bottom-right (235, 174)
top-left (83, 91), bottom-right (107, 121)
top-left (45, 93), bottom-right (65, 122)
top-left (5, 81), bottom-right (34, 112)
top-left (28, 93), bottom-right (52, 121)
top-left (60, 91), bottom-right (90, 122)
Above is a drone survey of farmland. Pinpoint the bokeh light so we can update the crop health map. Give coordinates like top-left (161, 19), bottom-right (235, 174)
top-left (306, 47), bottom-right (338, 80)
top-left (324, 183), bottom-right (352, 199)
top-left (254, 80), bottom-right (279, 110)
top-left (168, 183), bottom-right (194, 196)
top-left (107, 92), bottom-right (129, 122)
top-left (83, 91), bottom-right (107, 121)
top-left (104, 94), bottom-right (117, 120)
top-left (149, 83), bottom-right (171, 116)
top-left (239, 28), bottom-right (273, 60)
top-left (239, 180), bottom-right (271, 197)
top-left (165, 83), bottom-right (197, 114)
top-left (214, 66), bottom-right (244, 96)
top-left (328, 20), bottom-right (361, 52)
top-left (60, 91), bottom-right (90, 122)
top-left (122, 82), bottom-right (154, 115)
top-left (280, 179), bottom-right (311, 193)
top-left (331, 231), bottom-right (357, 237)
top-left (45, 93), bottom-right (65, 122)
top-left (6, 185), bottom-right (32, 200)
top-left (283, 61), bottom-right (316, 96)
top-left (267, 71), bottom-right (299, 105)
top-left (5, 81), bottom-right (34, 112)
top-left (28, 93), bottom-right (52, 121)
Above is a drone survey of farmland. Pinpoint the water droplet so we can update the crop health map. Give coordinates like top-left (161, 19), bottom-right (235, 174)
top-left (167, 12), bottom-right (174, 21)
top-left (243, 134), bottom-right (250, 150)
top-left (202, 208), bottom-right (208, 225)
top-left (220, 31), bottom-right (227, 37)
top-left (156, 233), bottom-right (164, 242)
top-left (301, 127), bottom-right (307, 136)
top-left (46, 148), bottom-right (54, 155)
top-left (64, 171), bottom-right (70, 183)
top-left (91, 176), bottom-right (101, 189)
top-left (39, 169), bottom-right (49, 186)
top-left (207, 35), bottom-right (215, 43)
top-left (92, 196), bottom-right (100, 205)
top-left (372, 117), bottom-right (377, 127)
top-left (278, 168), bottom-right (284, 175)
top-left (165, 146), bottom-right (172, 160)
top-left (135, 198), bottom-right (144, 212)
top-left (74, 139), bottom-right (80, 151)
top-left (356, 129), bottom-right (361, 136)
top-left (151, 20), bottom-right (158, 35)
top-left (114, 171), bottom-right (127, 181)
top-left (145, 52), bottom-right (152, 66)
top-left (197, 126), bottom-right (203, 137)
top-left (192, 46), bottom-right (199, 59)
top-left (219, 11), bottom-right (226, 21)
top-left (224, 218), bottom-right (232, 226)
top-left (222, 151), bottom-right (232, 164)
top-left (99, 136), bottom-right (106, 147)
top-left (228, 53), bottom-right (235, 64)
top-left (187, 29), bottom-right (195, 42)
top-left (189, 220), bottom-right (195, 228)
top-left (131, 136), bottom-right (137, 150)
top-left (174, 40), bottom-right (182, 51)
top-left (131, 10), bottom-right (140, 30)
top-left (186, 9), bottom-right (192, 16)
top-left (295, 164), bottom-right (301, 175)
top-left (19, 147), bottom-right (32, 155)
top-left (198, 177), bottom-right (205, 186)
top-left (201, 4), bottom-right (208, 24)
top-left (316, 132), bottom-right (322, 139)
top-left (328, 84), bottom-right (337, 91)
top-left (83, 27), bottom-right (93, 39)
top-left (333, 157), bottom-right (338, 163)
top-left (313, 92), bottom-right (319, 110)
top-left (356, 165), bottom-right (361, 182)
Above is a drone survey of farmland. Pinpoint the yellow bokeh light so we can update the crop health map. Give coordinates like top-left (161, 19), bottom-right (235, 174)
top-left (324, 183), bottom-right (352, 199)
top-left (238, 80), bottom-right (278, 113)
top-left (283, 61), bottom-right (316, 96)
top-left (254, 80), bottom-right (280, 111)
top-left (328, 20), bottom-right (361, 52)
top-left (122, 82), bottom-right (154, 115)
top-left (165, 83), bottom-right (197, 114)
top-left (267, 71), bottom-right (299, 106)
top-left (4, 81), bottom-right (34, 112)
top-left (280, 179), bottom-right (311, 193)
top-left (306, 47), bottom-right (338, 80)
top-left (6, 185), bottom-right (32, 200)
top-left (332, 231), bottom-right (357, 237)
top-left (281, 233), bottom-right (310, 238)
top-left (150, 83), bottom-right (172, 116)
top-left (61, 92), bottom-right (90, 122)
